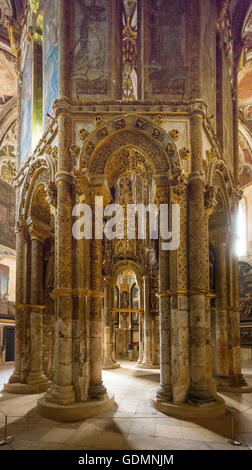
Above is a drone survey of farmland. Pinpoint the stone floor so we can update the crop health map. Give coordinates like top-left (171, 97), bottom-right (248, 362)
top-left (0, 361), bottom-right (252, 450)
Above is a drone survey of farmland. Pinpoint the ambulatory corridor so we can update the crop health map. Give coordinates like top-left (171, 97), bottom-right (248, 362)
top-left (0, 362), bottom-right (252, 450)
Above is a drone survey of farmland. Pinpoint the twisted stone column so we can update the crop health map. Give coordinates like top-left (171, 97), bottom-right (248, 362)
top-left (27, 231), bottom-right (48, 385)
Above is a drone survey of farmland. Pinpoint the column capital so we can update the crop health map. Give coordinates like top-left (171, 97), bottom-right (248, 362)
top-left (90, 176), bottom-right (112, 207)
top-left (27, 218), bottom-right (51, 242)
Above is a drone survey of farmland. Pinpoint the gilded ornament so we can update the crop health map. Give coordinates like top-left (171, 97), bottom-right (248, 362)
top-left (97, 127), bottom-right (108, 139)
top-left (70, 144), bottom-right (80, 158)
top-left (169, 129), bottom-right (180, 141)
top-left (136, 118), bottom-right (146, 129)
top-left (78, 128), bottom-right (89, 142)
top-left (180, 147), bottom-right (191, 160)
top-left (166, 143), bottom-right (175, 157)
top-left (153, 115), bottom-right (164, 126)
top-left (86, 142), bottom-right (95, 156)
top-left (152, 128), bottom-right (161, 139)
top-left (51, 147), bottom-right (58, 160)
top-left (94, 116), bottom-right (104, 128)
top-left (114, 119), bottom-right (126, 130)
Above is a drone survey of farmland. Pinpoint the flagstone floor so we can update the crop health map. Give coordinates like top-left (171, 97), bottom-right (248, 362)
top-left (0, 361), bottom-right (252, 451)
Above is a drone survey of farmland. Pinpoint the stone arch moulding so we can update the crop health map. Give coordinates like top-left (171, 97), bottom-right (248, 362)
top-left (111, 260), bottom-right (144, 290)
top-left (207, 159), bottom-right (236, 221)
top-left (78, 114), bottom-right (182, 177)
top-left (18, 154), bottom-right (56, 221)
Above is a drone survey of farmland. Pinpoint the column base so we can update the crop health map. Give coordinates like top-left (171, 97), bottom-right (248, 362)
top-left (7, 372), bottom-right (21, 384)
top-left (45, 385), bottom-right (75, 405)
top-left (4, 381), bottom-right (50, 395)
top-left (37, 391), bottom-right (114, 423)
top-left (88, 381), bottom-right (107, 400)
top-left (156, 384), bottom-right (172, 402)
top-left (102, 361), bottom-right (120, 370)
top-left (187, 388), bottom-right (217, 404)
top-left (216, 374), bottom-right (252, 392)
top-left (26, 372), bottom-right (49, 385)
top-left (136, 361), bottom-right (160, 370)
top-left (151, 391), bottom-right (226, 418)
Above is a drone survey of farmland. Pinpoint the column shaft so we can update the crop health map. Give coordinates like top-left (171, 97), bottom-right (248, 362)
top-left (214, 243), bottom-right (229, 380)
top-left (188, 114), bottom-right (215, 402)
top-left (27, 237), bottom-right (47, 385)
top-left (141, 274), bottom-right (153, 367)
top-left (89, 235), bottom-right (107, 399)
top-left (8, 228), bottom-right (25, 383)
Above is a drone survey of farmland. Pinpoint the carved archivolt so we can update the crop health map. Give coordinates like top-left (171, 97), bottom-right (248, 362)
top-left (206, 159), bottom-right (236, 217)
top-left (79, 114), bottom-right (181, 177)
top-left (105, 146), bottom-right (155, 186)
top-left (18, 153), bottom-right (56, 221)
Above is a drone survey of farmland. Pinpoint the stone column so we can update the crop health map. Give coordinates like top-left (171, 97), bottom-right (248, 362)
top-left (110, 286), bottom-right (117, 364)
top-left (8, 223), bottom-right (26, 384)
top-left (214, 236), bottom-right (230, 383)
top-left (45, 112), bottom-right (75, 405)
top-left (88, 185), bottom-right (109, 399)
top-left (137, 314), bottom-right (144, 364)
top-left (137, 286), bottom-right (144, 364)
top-left (155, 182), bottom-right (172, 402)
top-left (103, 280), bottom-right (119, 369)
top-left (141, 274), bottom-right (153, 367)
top-left (231, 252), bottom-right (247, 386)
top-left (188, 114), bottom-right (215, 402)
top-left (103, 282), bottom-right (112, 366)
top-left (89, 235), bottom-right (107, 399)
top-left (27, 228), bottom-right (48, 385)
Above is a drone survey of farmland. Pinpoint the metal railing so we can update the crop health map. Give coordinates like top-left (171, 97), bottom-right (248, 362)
top-left (0, 408), bottom-right (15, 447)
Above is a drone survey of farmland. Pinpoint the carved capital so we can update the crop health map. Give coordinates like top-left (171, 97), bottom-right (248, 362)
top-left (27, 219), bottom-right (51, 242)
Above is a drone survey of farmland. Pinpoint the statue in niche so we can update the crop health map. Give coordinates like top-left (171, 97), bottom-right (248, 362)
top-left (44, 245), bottom-right (54, 290)
top-left (72, 0), bottom-right (107, 94)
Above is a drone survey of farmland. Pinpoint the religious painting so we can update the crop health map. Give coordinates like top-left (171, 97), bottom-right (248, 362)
top-left (201, 0), bottom-right (216, 121)
top-left (44, 0), bottom-right (59, 127)
top-left (239, 262), bottom-right (252, 324)
top-left (71, 0), bottom-right (109, 97)
top-left (20, 45), bottom-right (32, 164)
top-left (149, 0), bottom-right (189, 97)
top-left (239, 131), bottom-right (252, 186)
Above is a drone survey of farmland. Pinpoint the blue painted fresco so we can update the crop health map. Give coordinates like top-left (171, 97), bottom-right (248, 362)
top-left (20, 45), bottom-right (32, 164)
top-left (44, 0), bottom-right (59, 127)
